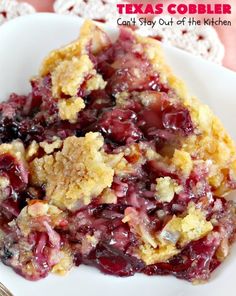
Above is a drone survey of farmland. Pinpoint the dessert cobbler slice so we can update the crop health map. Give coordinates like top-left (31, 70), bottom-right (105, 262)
top-left (0, 21), bottom-right (235, 283)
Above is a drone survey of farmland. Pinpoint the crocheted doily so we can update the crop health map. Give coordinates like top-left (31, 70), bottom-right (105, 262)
top-left (54, 0), bottom-right (224, 64)
top-left (54, 0), bottom-right (133, 22)
top-left (0, 0), bottom-right (224, 64)
top-left (136, 16), bottom-right (224, 64)
top-left (0, 0), bottom-right (35, 25)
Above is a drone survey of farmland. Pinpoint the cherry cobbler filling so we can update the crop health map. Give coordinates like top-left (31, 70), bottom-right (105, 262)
top-left (0, 21), bottom-right (235, 283)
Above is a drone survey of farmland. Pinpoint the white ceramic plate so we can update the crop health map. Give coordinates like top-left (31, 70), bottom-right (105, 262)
top-left (0, 13), bottom-right (236, 296)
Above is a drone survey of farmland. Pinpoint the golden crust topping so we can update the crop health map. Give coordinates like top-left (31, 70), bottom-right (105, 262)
top-left (51, 54), bottom-right (106, 98)
top-left (39, 137), bottom-right (63, 154)
top-left (40, 20), bottom-right (110, 76)
top-left (40, 21), bottom-right (108, 100)
top-left (58, 97), bottom-right (85, 123)
top-left (51, 55), bottom-right (93, 97)
top-left (52, 247), bottom-right (73, 275)
top-left (26, 140), bottom-right (39, 161)
top-left (17, 200), bottom-right (65, 236)
top-left (86, 74), bottom-right (107, 91)
top-left (155, 176), bottom-right (183, 203)
top-left (172, 149), bottom-right (193, 177)
top-left (139, 243), bottom-right (179, 265)
top-left (116, 91), bottom-right (160, 108)
top-left (136, 32), bottom-right (236, 195)
top-left (29, 132), bottom-right (115, 210)
top-left (107, 143), bottom-right (146, 177)
top-left (0, 140), bottom-right (26, 164)
top-left (99, 188), bottom-right (117, 204)
top-left (124, 203), bottom-right (212, 265)
top-left (160, 203), bottom-right (213, 247)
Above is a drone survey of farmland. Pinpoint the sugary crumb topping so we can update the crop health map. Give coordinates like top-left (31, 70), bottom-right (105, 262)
top-left (160, 203), bottom-right (213, 247)
top-left (137, 34), bottom-right (236, 195)
top-left (26, 140), bottom-right (39, 160)
top-left (52, 248), bottom-right (73, 275)
top-left (99, 188), bottom-right (117, 204)
top-left (0, 140), bottom-right (26, 164)
top-left (86, 74), bottom-right (107, 92)
top-left (139, 243), bottom-right (179, 265)
top-left (51, 53), bottom-right (106, 99)
top-left (115, 92), bottom-right (129, 107)
top-left (172, 149), bottom-right (193, 177)
top-left (39, 137), bottom-right (63, 154)
top-left (52, 55), bottom-right (94, 97)
top-left (183, 106), bottom-right (236, 195)
top-left (40, 20), bottom-right (110, 77)
top-left (29, 132), bottom-right (115, 210)
top-left (17, 200), bottom-right (65, 236)
top-left (155, 176), bottom-right (182, 202)
top-left (58, 97), bottom-right (85, 123)
top-left (116, 91), bottom-right (158, 108)
top-left (139, 204), bottom-right (213, 265)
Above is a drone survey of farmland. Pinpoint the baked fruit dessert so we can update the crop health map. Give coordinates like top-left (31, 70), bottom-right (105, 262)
top-left (0, 20), bottom-right (235, 283)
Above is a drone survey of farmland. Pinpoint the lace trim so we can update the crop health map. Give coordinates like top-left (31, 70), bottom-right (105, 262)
top-left (0, 0), bottom-right (224, 64)
top-left (54, 0), bottom-right (132, 22)
top-left (136, 16), bottom-right (224, 64)
top-left (54, 0), bottom-right (224, 64)
top-left (0, 0), bottom-right (35, 25)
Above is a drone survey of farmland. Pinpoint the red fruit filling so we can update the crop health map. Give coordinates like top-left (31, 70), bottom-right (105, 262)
top-left (98, 109), bottom-right (142, 144)
top-left (1, 230), bottom-right (60, 280)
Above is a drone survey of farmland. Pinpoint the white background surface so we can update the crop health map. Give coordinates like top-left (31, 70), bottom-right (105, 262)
top-left (0, 13), bottom-right (235, 296)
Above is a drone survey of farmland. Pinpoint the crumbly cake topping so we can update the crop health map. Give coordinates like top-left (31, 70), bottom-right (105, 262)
top-left (99, 188), bottom-right (117, 204)
top-left (51, 55), bottom-right (94, 97)
top-left (139, 243), bottom-right (179, 265)
top-left (17, 200), bottom-right (64, 236)
top-left (30, 132), bottom-right (115, 210)
top-left (172, 149), bottom-right (193, 177)
top-left (0, 140), bottom-right (26, 165)
top-left (39, 137), bottom-right (63, 154)
top-left (137, 34), bottom-right (236, 195)
top-left (85, 73), bottom-right (107, 92)
top-left (160, 204), bottom-right (213, 247)
top-left (116, 91), bottom-right (163, 109)
top-left (138, 204), bottom-right (213, 265)
top-left (40, 20), bottom-right (110, 76)
top-left (106, 143), bottom-right (146, 177)
top-left (58, 97), bottom-right (85, 123)
top-left (52, 247), bottom-right (73, 275)
top-left (26, 140), bottom-right (39, 160)
top-left (155, 176), bottom-right (182, 202)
